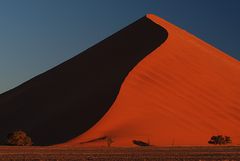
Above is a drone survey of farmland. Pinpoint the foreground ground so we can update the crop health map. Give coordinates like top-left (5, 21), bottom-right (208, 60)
top-left (0, 146), bottom-right (239, 161)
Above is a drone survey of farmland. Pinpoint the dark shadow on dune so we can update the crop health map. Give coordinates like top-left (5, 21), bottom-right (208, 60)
top-left (0, 16), bottom-right (168, 145)
top-left (78, 136), bottom-right (107, 144)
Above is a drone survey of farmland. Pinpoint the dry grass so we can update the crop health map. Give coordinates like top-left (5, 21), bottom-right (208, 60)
top-left (0, 146), bottom-right (239, 160)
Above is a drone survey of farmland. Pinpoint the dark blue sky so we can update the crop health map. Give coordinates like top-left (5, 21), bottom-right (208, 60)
top-left (0, 0), bottom-right (239, 94)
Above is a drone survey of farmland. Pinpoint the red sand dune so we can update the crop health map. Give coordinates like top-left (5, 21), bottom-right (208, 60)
top-left (65, 14), bottom-right (240, 146)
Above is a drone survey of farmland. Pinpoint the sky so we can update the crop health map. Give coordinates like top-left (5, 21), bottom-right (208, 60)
top-left (0, 0), bottom-right (239, 94)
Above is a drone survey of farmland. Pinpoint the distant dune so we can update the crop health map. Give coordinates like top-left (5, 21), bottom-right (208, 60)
top-left (0, 14), bottom-right (239, 146)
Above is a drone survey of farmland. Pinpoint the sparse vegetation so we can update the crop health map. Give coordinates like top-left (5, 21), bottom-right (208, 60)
top-left (208, 135), bottom-right (232, 145)
top-left (132, 140), bottom-right (150, 146)
top-left (6, 130), bottom-right (32, 146)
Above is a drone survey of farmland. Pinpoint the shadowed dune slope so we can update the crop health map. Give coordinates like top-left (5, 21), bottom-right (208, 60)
top-left (65, 14), bottom-right (240, 147)
top-left (0, 16), bottom-right (168, 145)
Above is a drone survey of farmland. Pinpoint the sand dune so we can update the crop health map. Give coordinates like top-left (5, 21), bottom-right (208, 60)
top-left (65, 14), bottom-right (240, 147)
top-left (0, 16), bottom-right (167, 145)
top-left (1, 14), bottom-right (239, 147)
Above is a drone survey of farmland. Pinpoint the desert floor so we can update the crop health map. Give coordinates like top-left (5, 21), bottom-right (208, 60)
top-left (0, 146), bottom-right (239, 161)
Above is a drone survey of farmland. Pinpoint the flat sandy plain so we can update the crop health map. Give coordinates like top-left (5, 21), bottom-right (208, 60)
top-left (0, 146), bottom-right (239, 161)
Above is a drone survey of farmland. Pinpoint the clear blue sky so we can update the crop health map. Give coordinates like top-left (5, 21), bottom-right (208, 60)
top-left (0, 0), bottom-right (239, 94)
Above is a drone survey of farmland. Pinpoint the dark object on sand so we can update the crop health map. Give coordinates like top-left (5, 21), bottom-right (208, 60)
top-left (208, 135), bottom-right (232, 145)
top-left (133, 140), bottom-right (150, 146)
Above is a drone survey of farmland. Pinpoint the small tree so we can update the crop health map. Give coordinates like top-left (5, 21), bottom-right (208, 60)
top-left (6, 130), bottom-right (32, 146)
top-left (208, 135), bottom-right (232, 145)
top-left (106, 137), bottom-right (113, 147)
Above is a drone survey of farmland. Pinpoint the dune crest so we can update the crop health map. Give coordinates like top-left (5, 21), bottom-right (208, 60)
top-left (65, 14), bottom-right (240, 146)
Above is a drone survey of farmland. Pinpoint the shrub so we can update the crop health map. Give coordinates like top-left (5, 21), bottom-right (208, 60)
top-left (6, 130), bottom-right (32, 146)
top-left (106, 137), bottom-right (114, 147)
top-left (132, 140), bottom-right (150, 146)
top-left (208, 135), bottom-right (232, 145)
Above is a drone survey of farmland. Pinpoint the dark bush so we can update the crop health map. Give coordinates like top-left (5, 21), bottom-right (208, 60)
top-left (6, 130), bottom-right (32, 146)
top-left (132, 140), bottom-right (150, 146)
top-left (208, 135), bottom-right (232, 145)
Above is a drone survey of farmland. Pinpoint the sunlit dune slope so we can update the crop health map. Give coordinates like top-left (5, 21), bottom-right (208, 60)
top-left (65, 14), bottom-right (240, 146)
